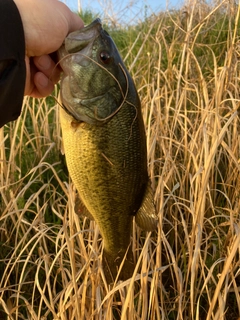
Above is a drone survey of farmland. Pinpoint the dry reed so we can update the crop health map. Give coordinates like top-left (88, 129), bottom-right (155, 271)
top-left (0, 0), bottom-right (239, 319)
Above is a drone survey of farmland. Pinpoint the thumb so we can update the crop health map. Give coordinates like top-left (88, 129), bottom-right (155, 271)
top-left (57, 2), bottom-right (84, 34)
top-left (68, 11), bottom-right (84, 33)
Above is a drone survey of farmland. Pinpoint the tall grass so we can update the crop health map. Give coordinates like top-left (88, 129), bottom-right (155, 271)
top-left (0, 0), bottom-right (239, 319)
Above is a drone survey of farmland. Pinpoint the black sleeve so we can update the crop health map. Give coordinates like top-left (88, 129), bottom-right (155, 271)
top-left (0, 0), bottom-right (26, 128)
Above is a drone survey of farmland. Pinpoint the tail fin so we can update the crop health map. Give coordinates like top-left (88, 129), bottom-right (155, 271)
top-left (102, 247), bottom-right (135, 284)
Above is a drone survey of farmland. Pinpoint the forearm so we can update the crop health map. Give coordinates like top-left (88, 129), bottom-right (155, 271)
top-left (0, 0), bottom-right (26, 127)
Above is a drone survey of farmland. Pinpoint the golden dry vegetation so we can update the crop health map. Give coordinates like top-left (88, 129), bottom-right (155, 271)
top-left (0, 0), bottom-right (239, 319)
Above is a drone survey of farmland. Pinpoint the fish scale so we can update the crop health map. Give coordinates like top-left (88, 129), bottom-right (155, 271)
top-left (58, 19), bottom-right (158, 283)
top-left (61, 102), bottom-right (146, 251)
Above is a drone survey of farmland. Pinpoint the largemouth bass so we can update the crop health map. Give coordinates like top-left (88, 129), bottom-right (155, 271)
top-left (58, 19), bottom-right (158, 283)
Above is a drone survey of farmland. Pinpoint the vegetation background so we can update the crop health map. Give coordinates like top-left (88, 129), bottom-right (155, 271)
top-left (0, 0), bottom-right (239, 319)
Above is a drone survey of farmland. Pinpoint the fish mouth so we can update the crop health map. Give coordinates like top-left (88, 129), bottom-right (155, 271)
top-left (64, 19), bottom-right (103, 54)
top-left (58, 18), bottom-right (103, 66)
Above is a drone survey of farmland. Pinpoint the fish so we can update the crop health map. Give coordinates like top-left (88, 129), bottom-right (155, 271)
top-left (58, 19), bottom-right (158, 283)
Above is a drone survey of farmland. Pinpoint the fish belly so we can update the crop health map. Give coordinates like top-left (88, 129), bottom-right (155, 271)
top-left (60, 104), bottom-right (148, 258)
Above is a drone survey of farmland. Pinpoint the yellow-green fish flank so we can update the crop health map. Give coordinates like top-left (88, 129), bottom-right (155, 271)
top-left (58, 19), bottom-right (158, 283)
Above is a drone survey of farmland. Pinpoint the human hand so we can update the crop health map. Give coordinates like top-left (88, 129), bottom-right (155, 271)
top-left (14, 0), bottom-right (84, 98)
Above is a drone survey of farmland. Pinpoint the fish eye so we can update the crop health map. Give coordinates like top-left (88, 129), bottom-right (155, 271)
top-left (99, 51), bottom-right (112, 64)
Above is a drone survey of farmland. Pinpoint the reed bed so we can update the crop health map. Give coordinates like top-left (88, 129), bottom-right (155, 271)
top-left (0, 0), bottom-right (239, 319)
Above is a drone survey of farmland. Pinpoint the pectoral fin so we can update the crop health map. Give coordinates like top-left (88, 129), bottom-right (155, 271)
top-left (135, 181), bottom-right (158, 231)
top-left (75, 194), bottom-right (95, 221)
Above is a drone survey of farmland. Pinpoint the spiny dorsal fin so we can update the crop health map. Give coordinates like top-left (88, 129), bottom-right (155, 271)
top-left (135, 181), bottom-right (158, 231)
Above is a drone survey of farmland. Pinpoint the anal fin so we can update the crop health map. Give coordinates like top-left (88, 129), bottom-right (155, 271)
top-left (135, 181), bottom-right (158, 231)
